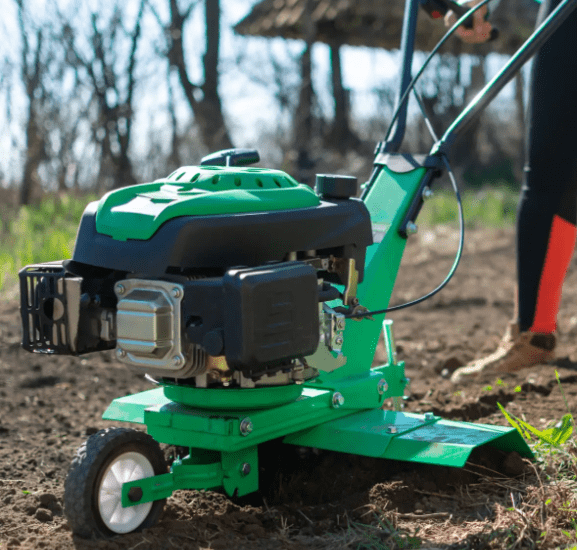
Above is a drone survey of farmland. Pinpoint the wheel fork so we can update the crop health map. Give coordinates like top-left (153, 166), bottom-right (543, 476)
top-left (120, 446), bottom-right (259, 508)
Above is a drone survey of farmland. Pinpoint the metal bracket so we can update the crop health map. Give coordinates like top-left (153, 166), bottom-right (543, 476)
top-left (306, 304), bottom-right (347, 372)
top-left (343, 258), bottom-right (359, 307)
top-left (382, 319), bottom-right (398, 366)
top-left (325, 304), bottom-right (346, 354)
top-left (121, 446), bottom-right (259, 508)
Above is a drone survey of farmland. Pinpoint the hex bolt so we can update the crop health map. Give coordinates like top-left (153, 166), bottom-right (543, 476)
top-left (386, 426), bottom-right (398, 434)
top-left (172, 355), bottom-right (183, 367)
top-left (406, 222), bottom-right (418, 235)
top-left (377, 379), bottom-right (388, 395)
top-left (115, 284), bottom-right (125, 295)
top-left (240, 418), bottom-right (253, 436)
top-left (424, 412), bottom-right (435, 422)
top-left (171, 287), bottom-right (182, 298)
top-left (116, 348), bottom-right (126, 358)
top-left (422, 187), bottom-right (434, 200)
top-left (332, 392), bottom-right (345, 408)
top-left (335, 336), bottom-right (344, 346)
top-left (337, 318), bottom-right (346, 330)
top-left (240, 463), bottom-right (251, 476)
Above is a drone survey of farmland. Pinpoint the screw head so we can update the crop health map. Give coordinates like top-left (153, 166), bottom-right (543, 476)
top-left (240, 463), bottom-right (251, 476)
top-left (422, 187), bottom-right (434, 200)
top-left (424, 412), bottom-right (435, 422)
top-left (386, 426), bottom-right (398, 434)
top-left (115, 284), bottom-right (125, 295)
top-left (377, 379), bottom-right (388, 395)
top-left (172, 355), bottom-right (183, 367)
top-left (332, 392), bottom-right (345, 408)
top-left (116, 348), bottom-right (126, 358)
top-left (240, 418), bottom-right (253, 436)
top-left (171, 287), bottom-right (182, 298)
top-left (335, 336), bottom-right (344, 346)
top-left (337, 318), bottom-right (346, 330)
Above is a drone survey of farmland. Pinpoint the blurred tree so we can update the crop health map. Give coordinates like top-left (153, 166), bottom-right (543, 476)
top-left (231, 39), bottom-right (302, 161)
top-left (235, 0), bottom-right (360, 165)
top-left (166, 67), bottom-right (184, 171)
top-left (150, 0), bottom-right (233, 153)
top-left (292, 0), bottom-right (317, 184)
top-left (327, 40), bottom-right (360, 153)
top-left (15, 0), bottom-right (49, 205)
top-left (61, 0), bottom-right (145, 190)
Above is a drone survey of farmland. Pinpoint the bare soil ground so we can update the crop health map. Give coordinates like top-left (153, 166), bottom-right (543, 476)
top-left (1, 226), bottom-right (577, 549)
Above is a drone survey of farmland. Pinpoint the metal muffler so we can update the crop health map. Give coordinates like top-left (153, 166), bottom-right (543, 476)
top-left (114, 278), bottom-right (206, 378)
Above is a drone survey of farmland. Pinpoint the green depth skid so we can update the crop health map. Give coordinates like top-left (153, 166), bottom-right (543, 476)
top-left (103, 162), bottom-right (532, 510)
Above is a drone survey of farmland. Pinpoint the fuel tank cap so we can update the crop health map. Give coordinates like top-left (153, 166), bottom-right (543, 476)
top-left (315, 174), bottom-right (358, 199)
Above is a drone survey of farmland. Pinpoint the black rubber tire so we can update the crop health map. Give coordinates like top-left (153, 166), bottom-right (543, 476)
top-left (64, 427), bottom-right (167, 539)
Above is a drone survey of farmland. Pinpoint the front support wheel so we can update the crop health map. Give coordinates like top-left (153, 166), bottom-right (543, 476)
top-left (64, 427), bottom-right (167, 538)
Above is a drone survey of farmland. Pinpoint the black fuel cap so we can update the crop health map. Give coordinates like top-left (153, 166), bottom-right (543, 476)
top-left (315, 174), bottom-right (358, 199)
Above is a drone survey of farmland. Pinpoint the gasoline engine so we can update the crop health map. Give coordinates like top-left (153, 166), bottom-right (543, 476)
top-left (20, 150), bottom-right (372, 389)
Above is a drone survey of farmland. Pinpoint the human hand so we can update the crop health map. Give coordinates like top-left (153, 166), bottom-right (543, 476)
top-left (444, 1), bottom-right (493, 44)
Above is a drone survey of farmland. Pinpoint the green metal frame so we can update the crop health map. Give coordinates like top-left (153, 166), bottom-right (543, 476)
top-left (103, 162), bottom-right (532, 510)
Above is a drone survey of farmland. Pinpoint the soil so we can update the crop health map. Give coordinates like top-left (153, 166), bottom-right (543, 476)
top-left (2, 225), bottom-right (577, 549)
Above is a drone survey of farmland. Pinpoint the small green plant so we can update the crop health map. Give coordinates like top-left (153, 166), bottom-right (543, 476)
top-left (499, 371), bottom-right (574, 449)
top-left (498, 404), bottom-right (573, 447)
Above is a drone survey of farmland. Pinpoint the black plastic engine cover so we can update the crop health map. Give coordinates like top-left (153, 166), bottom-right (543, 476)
top-left (72, 198), bottom-right (372, 280)
top-left (223, 262), bottom-right (319, 372)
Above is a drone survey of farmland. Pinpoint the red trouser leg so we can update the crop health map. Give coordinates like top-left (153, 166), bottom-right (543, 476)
top-left (529, 215), bottom-right (577, 333)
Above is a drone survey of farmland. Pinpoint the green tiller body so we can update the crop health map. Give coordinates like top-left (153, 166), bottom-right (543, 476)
top-left (20, 0), bottom-right (577, 536)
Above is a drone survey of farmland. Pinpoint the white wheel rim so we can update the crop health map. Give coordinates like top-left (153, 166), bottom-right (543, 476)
top-left (98, 451), bottom-right (154, 534)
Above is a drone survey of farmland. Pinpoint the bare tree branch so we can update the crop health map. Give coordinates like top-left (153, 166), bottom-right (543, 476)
top-left (59, 0), bottom-right (146, 190)
top-left (157, 0), bottom-right (233, 152)
top-left (15, 0), bottom-right (49, 204)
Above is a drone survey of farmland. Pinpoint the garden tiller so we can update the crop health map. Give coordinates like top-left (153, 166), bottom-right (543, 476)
top-left (18, 0), bottom-right (577, 537)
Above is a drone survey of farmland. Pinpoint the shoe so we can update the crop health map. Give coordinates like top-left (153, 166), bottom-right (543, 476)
top-left (450, 322), bottom-right (556, 384)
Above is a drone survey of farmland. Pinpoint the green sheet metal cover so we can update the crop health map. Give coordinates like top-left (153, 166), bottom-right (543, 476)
top-left (95, 166), bottom-right (320, 241)
top-left (283, 409), bottom-right (533, 468)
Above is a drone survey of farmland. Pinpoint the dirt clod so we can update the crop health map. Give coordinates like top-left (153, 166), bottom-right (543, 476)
top-left (34, 509), bottom-right (52, 522)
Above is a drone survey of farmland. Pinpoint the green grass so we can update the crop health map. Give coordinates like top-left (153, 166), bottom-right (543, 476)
top-left (0, 194), bottom-right (95, 291)
top-left (419, 186), bottom-right (518, 228)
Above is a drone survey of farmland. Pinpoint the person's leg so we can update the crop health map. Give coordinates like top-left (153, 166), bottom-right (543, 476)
top-left (517, 0), bottom-right (577, 333)
top-left (452, 0), bottom-right (577, 382)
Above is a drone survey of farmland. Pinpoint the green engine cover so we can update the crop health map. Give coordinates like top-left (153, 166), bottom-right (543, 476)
top-left (95, 166), bottom-right (320, 241)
